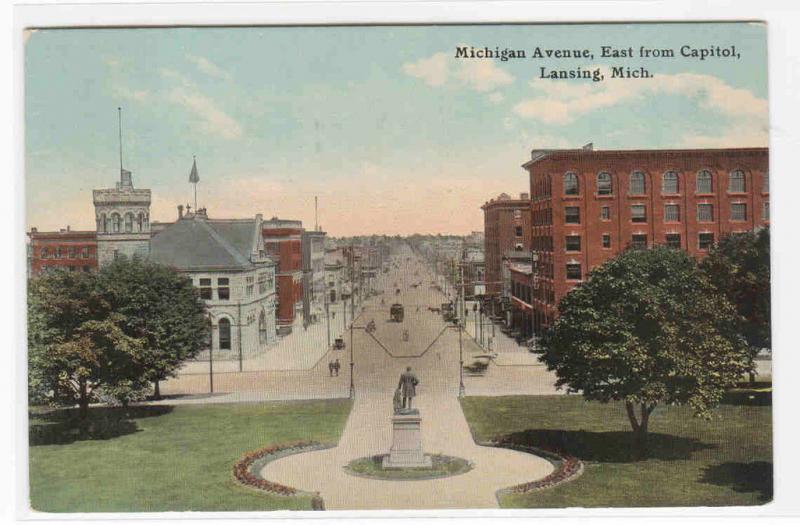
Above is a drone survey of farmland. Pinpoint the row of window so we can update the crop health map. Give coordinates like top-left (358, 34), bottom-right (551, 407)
top-left (560, 232), bottom-right (716, 253)
top-left (564, 201), bottom-right (769, 224)
top-left (560, 169), bottom-right (767, 197)
top-left (40, 246), bottom-right (92, 259)
top-left (198, 274), bottom-right (275, 301)
top-left (39, 265), bottom-right (93, 273)
top-left (98, 211), bottom-right (150, 234)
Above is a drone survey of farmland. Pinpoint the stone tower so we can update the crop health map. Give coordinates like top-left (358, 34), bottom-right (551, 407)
top-left (93, 168), bottom-right (151, 267)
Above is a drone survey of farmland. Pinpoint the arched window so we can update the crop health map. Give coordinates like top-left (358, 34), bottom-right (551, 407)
top-left (729, 169), bottom-right (746, 193)
top-left (143, 213), bottom-right (149, 230)
top-left (98, 213), bottom-right (107, 233)
top-left (124, 212), bottom-right (134, 233)
top-left (111, 213), bottom-right (122, 233)
top-left (137, 212), bottom-right (144, 232)
top-left (662, 171), bottom-right (679, 194)
top-left (564, 172), bottom-right (579, 195)
top-left (597, 172), bottom-right (612, 195)
top-left (696, 170), bottom-right (713, 193)
top-left (218, 318), bottom-right (231, 350)
top-left (259, 310), bottom-right (268, 345)
top-left (629, 171), bottom-right (646, 195)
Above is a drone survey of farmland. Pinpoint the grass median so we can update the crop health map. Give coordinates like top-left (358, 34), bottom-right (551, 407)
top-left (29, 399), bottom-right (352, 512)
top-left (460, 386), bottom-right (772, 508)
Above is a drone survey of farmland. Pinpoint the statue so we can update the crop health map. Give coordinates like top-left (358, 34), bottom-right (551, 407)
top-left (397, 366), bottom-right (419, 410)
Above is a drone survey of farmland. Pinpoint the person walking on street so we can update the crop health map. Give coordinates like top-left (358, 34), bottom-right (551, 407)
top-left (328, 361), bottom-right (334, 377)
top-left (334, 359), bottom-right (340, 376)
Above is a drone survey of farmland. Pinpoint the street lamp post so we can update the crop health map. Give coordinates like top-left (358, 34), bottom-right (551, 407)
top-left (530, 251), bottom-right (540, 346)
top-left (479, 305), bottom-right (484, 347)
top-left (325, 292), bottom-right (331, 349)
top-left (472, 302), bottom-right (478, 342)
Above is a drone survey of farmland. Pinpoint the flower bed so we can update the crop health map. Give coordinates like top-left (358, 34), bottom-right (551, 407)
top-left (232, 441), bottom-right (330, 500)
top-left (484, 438), bottom-right (584, 493)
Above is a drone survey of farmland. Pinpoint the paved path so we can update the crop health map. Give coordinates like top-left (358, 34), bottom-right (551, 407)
top-left (258, 246), bottom-right (555, 509)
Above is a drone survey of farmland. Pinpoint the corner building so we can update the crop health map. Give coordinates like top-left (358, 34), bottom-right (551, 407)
top-left (524, 146), bottom-right (769, 334)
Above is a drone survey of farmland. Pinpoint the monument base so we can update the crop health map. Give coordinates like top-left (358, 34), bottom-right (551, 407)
top-left (383, 408), bottom-right (432, 469)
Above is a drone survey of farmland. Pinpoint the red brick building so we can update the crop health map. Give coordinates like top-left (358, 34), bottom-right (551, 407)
top-left (262, 218), bottom-right (304, 330)
top-left (524, 145), bottom-right (769, 335)
top-left (28, 227), bottom-right (98, 276)
top-left (481, 193), bottom-right (532, 309)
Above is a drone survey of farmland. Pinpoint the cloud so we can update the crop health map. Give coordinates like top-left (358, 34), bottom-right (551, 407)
top-left (113, 85), bottom-right (149, 103)
top-left (403, 50), bottom-right (514, 93)
top-left (488, 92), bottom-right (505, 104)
top-left (187, 54), bottom-right (232, 80)
top-left (168, 89), bottom-right (243, 139)
top-left (160, 69), bottom-right (243, 140)
top-left (403, 52), bottom-right (449, 87)
top-left (513, 68), bottom-right (768, 126)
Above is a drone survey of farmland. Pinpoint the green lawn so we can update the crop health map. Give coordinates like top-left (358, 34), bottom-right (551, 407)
top-left (461, 387), bottom-right (772, 508)
top-left (29, 399), bottom-right (352, 512)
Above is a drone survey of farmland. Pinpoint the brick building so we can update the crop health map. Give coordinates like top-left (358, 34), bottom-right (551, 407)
top-left (481, 192), bottom-right (532, 313)
top-left (262, 218), bottom-right (305, 331)
top-left (28, 227), bottom-right (98, 276)
top-left (524, 145), bottom-right (769, 335)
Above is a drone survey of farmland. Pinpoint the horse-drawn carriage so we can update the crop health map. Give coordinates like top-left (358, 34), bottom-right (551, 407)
top-left (333, 337), bottom-right (345, 350)
top-left (463, 354), bottom-right (495, 374)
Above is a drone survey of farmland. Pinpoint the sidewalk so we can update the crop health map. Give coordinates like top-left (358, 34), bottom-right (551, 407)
top-left (461, 300), bottom-right (542, 367)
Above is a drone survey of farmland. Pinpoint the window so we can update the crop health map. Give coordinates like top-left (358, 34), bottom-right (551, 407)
top-left (565, 207), bottom-right (580, 224)
top-left (514, 243), bottom-right (523, 251)
top-left (665, 233), bottom-right (681, 249)
top-left (631, 234), bottom-right (648, 250)
top-left (564, 172), bottom-right (579, 195)
top-left (566, 263), bottom-right (582, 280)
top-left (600, 206), bottom-right (610, 220)
top-left (217, 277), bottom-right (230, 300)
top-left (513, 210), bottom-right (522, 219)
top-left (514, 226), bottom-right (523, 237)
top-left (597, 172), bottom-right (612, 195)
top-left (124, 213), bottom-right (134, 233)
top-left (629, 171), bottom-right (646, 195)
top-left (696, 170), bottom-right (713, 193)
top-left (565, 235), bottom-right (581, 252)
top-left (55, 247), bottom-right (63, 259)
top-left (731, 203), bottom-right (747, 221)
top-left (697, 204), bottom-right (714, 222)
top-left (40, 248), bottom-right (48, 259)
top-left (631, 204), bottom-right (647, 223)
top-left (763, 201), bottom-right (770, 220)
top-left (112, 213), bottom-right (121, 233)
top-left (258, 272), bottom-right (268, 294)
top-left (729, 170), bottom-right (746, 193)
top-left (699, 233), bottom-right (715, 251)
top-left (602, 234), bottom-right (611, 249)
top-left (662, 171), bottom-right (679, 194)
top-left (68, 247), bottom-right (76, 259)
top-left (664, 204), bottom-right (680, 222)
top-left (246, 276), bottom-right (255, 297)
top-left (199, 278), bottom-right (212, 300)
top-left (259, 310), bottom-right (268, 345)
top-left (218, 318), bottom-right (231, 350)
top-left (99, 213), bottom-right (107, 233)
top-left (81, 247), bottom-right (89, 258)
top-left (137, 212), bottom-right (144, 231)
top-left (113, 249), bottom-right (119, 260)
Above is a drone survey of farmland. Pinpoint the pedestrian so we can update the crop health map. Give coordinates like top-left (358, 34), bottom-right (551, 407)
top-left (328, 361), bottom-right (334, 377)
top-left (334, 359), bottom-right (340, 376)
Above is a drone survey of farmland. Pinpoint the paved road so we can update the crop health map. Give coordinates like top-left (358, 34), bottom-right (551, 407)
top-left (258, 245), bottom-right (554, 509)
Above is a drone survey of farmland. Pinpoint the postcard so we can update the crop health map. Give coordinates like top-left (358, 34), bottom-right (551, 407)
top-left (24, 21), bottom-right (771, 512)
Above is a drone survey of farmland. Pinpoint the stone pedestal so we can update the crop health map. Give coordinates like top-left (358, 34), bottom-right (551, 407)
top-left (383, 409), bottom-right (432, 468)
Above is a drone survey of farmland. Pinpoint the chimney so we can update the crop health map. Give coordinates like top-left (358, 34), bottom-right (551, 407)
top-left (520, 192), bottom-right (529, 200)
top-left (30, 227), bottom-right (37, 233)
top-left (66, 225), bottom-right (71, 232)
top-left (178, 204), bottom-right (184, 219)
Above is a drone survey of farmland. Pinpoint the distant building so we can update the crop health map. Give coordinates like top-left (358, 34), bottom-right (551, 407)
top-left (302, 230), bottom-right (327, 322)
top-left (150, 210), bottom-right (277, 359)
top-left (481, 192), bottom-right (532, 314)
top-left (324, 249), bottom-right (346, 304)
top-left (524, 145), bottom-right (769, 334)
top-left (262, 218), bottom-right (304, 331)
top-left (93, 168), bottom-right (151, 266)
top-left (27, 227), bottom-right (98, 276)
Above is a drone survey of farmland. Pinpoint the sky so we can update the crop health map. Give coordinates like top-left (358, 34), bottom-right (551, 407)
top-left (25, 23), bottom-right (768, 236)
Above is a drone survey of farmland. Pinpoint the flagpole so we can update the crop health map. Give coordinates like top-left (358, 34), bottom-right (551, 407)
top-left (118, 107), bottom-right (123, 173)
top-left (193, 155), bottom-right (197, 211)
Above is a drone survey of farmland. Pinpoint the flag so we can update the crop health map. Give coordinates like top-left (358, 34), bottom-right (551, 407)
top-left (189, 157), bottom-right (199, 183)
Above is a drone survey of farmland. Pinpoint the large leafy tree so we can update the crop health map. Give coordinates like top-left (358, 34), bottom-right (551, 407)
top-left (536, 247), bottom-right (752, 454)
top-left (28, 271), bottom-right (145, 417)
top-left (700, 228), bottom-right (770, 381)
top-left (97, 257), bottom-right (209, 398)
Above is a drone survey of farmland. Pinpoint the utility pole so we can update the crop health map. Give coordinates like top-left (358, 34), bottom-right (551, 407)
top-left (349, 244), bottom-right (355, 399)
top-left (208, 343), bottom-right (214, 394)
top-left (458, 278), bottom-right (465, 398)
top-left (325, 288), bottom-right (331, 348)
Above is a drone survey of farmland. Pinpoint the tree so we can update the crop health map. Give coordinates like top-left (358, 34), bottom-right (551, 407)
top-left (96, 257), bottom-right (209, 399)
top-left (700, 228), bottom-right (770, 382)
top-left (28, 271), bottom-right (145, 417)
top-left (535, 247), bottom-right (752, 455)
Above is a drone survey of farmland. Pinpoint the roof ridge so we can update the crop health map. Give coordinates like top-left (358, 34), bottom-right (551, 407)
top-left (199, 220), bottom-right (251, 267)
